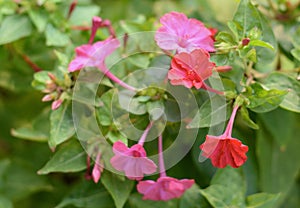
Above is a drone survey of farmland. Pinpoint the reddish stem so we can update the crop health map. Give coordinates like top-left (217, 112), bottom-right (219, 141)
top-left (202, 83), bottom-right (224, 95)
top-left (21, 54), bottom-right (42, 72)
top-left (67, 0), bottom-right (78, 19)
top-left (138, 122), bottom-right (153, 146)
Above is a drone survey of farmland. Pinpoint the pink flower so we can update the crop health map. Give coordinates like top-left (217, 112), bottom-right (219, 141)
top-left (110, 141), bottom-right (157, 180)
top-left (199, 106), bottom-right (249, 168)
top-left (68, 37), bottom-right (120, 72)
top-left (168, 49), bottom-right (215, 89)
top-left (155, 12), bottom-right (215, 53)
top-left (137, 176), bottom-right (194, 201)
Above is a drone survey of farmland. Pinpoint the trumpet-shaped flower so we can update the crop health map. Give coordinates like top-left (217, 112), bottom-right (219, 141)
top-left (110, 141), bottom-right (157, 180)
top-left (200, 106), bottom-right (248, 168)
top-left (155, 12), bottom-right (215, 53)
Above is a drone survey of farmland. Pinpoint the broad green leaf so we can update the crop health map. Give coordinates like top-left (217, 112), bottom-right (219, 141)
top-left (45, 24), bottom-right (70, 47)
top-left (96, 90), bottom-right (114, 126)
top-left (247, 83), bottom-right (287, 113)
top-left (55, 180), bottom-right (114, 208)
top-left (246, 193), bottom-right (280, 208)
top-left (187, 95), bottom-right (231, 128)
top-left (106, 130), bottom-right (127, 145)
top-left (128, 193), bottom-right (178, 208)
top-left (0, 196), bottom-right (13, 208)
top-left (215, 31), bottom-right (236, 45)
top-left (101, 171), bottom-right (134, 208)
top-left (264, 72), bottom-right (300, 113)
top-left (0, 14), bottom-right (32, 45)
top-left (200, 167), bottom-right (246, 208)
top-left (256, 108), bottom-right (300, 205)
top-left (128, 54), bottom-right (150, 68)
top-left (179, 184), bottom-right (211, 208)
top-left (118, 90), bottom-right (147, 115)
top-left (11, 109), bottom-right (50, 142)
top-left (38, 140), bottom-right (86, 174)
top-left (239, 105), bottom-right (259, 129)
top-left (147, 100), bottom-right (164, 120)
top-left (49, 102), bottom-right (75, 148)
top-left (28, 9), bottom-right (48, 32)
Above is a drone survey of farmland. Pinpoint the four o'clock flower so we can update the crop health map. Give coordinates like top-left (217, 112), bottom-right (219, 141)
top-left (168, 49), bottom-right (223, 94)
top-left (137, 135), bottom-right (194, 201)
top-left (155, 11), bottom-right (215, 53)
top-left (200, 105), bottom-right (249, 168)
top-left (110, 122), bottom-right (157, 180)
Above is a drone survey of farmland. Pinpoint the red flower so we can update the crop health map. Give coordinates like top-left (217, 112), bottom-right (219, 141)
top-left (137, 176), bottom-right (194, 201)
top-left (168, 49), bottom-right (215, 89)
top-left (199, 106), bottom-right (249, 168)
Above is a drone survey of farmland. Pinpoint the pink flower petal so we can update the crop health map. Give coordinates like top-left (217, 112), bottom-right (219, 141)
top-left (137, 176), bottom-right (194, 201)
top-left (110, 141), bottom-right (157, 180)
top-left (155, 12), bottom-right (215, 53)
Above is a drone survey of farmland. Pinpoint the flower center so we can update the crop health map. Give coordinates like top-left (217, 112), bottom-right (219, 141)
top-left (132, 150), bottom-right (142, 157)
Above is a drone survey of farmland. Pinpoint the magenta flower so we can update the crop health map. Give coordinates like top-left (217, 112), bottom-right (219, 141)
top-left (155, 11), bottom-right (215, 53)
top-left (92, 152), bottom-right (103, 183)
top-left (137, 135), bottom-right (194, 201)
top-left (110, 141), bottom-right (157, 180)
top-left (137, 176), bottom-right (194, 201)
top-left (68, 37), bottom-right (120, 72)
top-left (168, 49), bottom-right (217, 89)
top-left (200, 105), bottom-right (249, 168)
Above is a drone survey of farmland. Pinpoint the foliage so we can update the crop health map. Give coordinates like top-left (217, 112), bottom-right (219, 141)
top-left (0, 0), bottom-right (299, 207)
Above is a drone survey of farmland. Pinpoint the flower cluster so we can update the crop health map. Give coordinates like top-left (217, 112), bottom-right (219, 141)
top-left (65, 11), bottom-right (249, 202)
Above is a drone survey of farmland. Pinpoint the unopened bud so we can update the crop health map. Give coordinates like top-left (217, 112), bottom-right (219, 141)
top-left (51, 99), bottom-right (63, 110)
top-left (42, 94), bottom-right (53, 102)
top-left (242, 38), bottom-right (250, 46)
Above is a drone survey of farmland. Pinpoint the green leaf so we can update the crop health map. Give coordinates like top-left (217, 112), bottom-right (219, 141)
top-left (246, 193), bottom-right (280, 208)
top-left (28, 9), bottom-right (48, 32)
top-left (0, 196), bottom-right (13, 208)
top-left (106, 130), bottom-right (127, 145)
top-left (101, 171), bottom-right (134, 208)
top-left (147, 100), bottom-right (164, 120)
top-left (69, 5), bottom-right (101, 26)
top-left (200, 167), bottom-right (246, 208)
top-left (38, 140), bottom-right (86, 175)
top-left (55, 180), bottom-right (114, 208)
top-left (216, 31), bottom-right (236, 45)
top-left (256, 108), bottom-right (300, 205)
top-left (291, 48), bottom-right (300, 61)
top-left (49, 101), bottom-right (75, 149)
top-left (96, 90), bottom-right (114, 126)
top-left (247, 83), bottom-right (287, 113)
top-left (233, 0), bottom-right (277, 64)
top-left (179, 184), bottom-right (211, 208)
top-left (264, 72), bottom-right (300, 113)
top-left (227, 21), bottom-right (239, 41)
top-left (248, 40), bottom-right (274, 50)
top-left (128, 54), bottom-right (150, 68)
top-left (0, 14), bottom-right (32, 45)
top-left (45, 24), bottom-right (70, 47)
top-left (11, 109), bottom-right (50, 142)
top-left (187, 95), bottom-right (231, 128)
top-left (128, 193), bottom-right (178, 208)
top-left (239, 106), bottom-right (259, 129)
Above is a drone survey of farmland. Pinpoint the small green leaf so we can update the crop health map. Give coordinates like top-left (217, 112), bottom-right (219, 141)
top-left (128, 54), bottom-right (150, 68)
top-left (106, 130), bottom-right (127, 145)
top-left (227, 21), bottom-right (239, 41)
top-left (128, 193), bottom-right (178, 208)
top-left (249, 40), bottom-right (274, 50)
top-left (216, 31), bottom-right (236, 45)
top-left (247, 83), bottom-right (287, 113)
top-left (291, 48), bottom-right (300, 61)
top-left (246, 193), bottom-right (280, 208)
top-left (55, 180), bottom-right (114, 208)
top-left (187, 95), bottom-right (231, 128)
top-left (69, 5), bottom-right (101, 26)
top-left (96, 90), bottom-right (114, 126)
top-left (147, 100), bottom-right (164, 120)
top-left (38, 140), bottom-right (86, 175)
top-left (28, 9), bottom-right (48, 32)
top-left (49, 101), bottom-right (75, 148)
top-left (101, 171), bottom-right (134, 208)
top-left (45, 24), bottom-right (70, 47)
top-left (0, 14), bottom-right (32, 45)
top-left (240, 106), bottom-right (259, 129)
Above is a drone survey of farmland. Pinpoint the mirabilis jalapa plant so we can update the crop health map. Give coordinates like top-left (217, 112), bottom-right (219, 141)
top-left (26, 0), bottom-right (298, 206)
